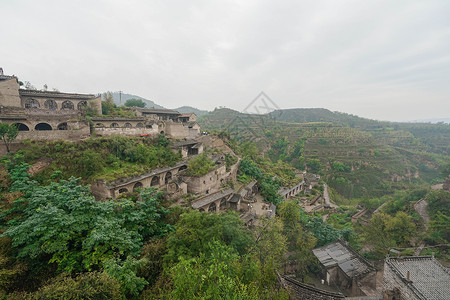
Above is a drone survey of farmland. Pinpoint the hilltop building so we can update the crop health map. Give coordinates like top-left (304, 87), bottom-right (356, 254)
top-left (0, 70), bottom-right (101, 141)
top-left (0, 69), bottom-right (200, 142)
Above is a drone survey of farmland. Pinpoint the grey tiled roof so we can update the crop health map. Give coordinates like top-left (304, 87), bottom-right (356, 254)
top-left (138, 108), bottom-right (180, 115)
top-left (191, 188), bottom-right (234, 209)
top-left (313, 240), bottom-right (374, 278)
top-left (386, 256), bottom-right (450, 300)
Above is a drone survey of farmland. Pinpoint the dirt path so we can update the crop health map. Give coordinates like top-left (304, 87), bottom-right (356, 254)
top-left (413, 198), bottom-right (430, 256)
top-left (414, 198), bottom-right (430, 230)
top-left (323, 184), bottom-right (338, 208)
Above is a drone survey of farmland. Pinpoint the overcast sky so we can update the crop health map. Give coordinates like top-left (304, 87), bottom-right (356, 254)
top-left (1, 0), bottom-right (449, 121)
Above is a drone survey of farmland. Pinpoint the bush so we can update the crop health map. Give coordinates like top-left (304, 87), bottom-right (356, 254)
top-left (30, 272), bottom-right (122, 300)
top-left (186, 154), bottom-right (215, 177)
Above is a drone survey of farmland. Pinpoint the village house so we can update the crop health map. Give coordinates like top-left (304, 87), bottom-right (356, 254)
top-left (382, 255), bottom-right (450, 300)
top-left (312, 240), bottom-right (377, 297)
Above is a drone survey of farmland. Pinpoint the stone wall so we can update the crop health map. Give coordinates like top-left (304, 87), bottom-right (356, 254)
top-left (94, 127), bottom-right (158, 137)
top-left (382, 261), bottom-right (420, 300)
top-left (15, 126), bottom-right (91, 141)
top-left (0, 78), bottom-right (21, 107)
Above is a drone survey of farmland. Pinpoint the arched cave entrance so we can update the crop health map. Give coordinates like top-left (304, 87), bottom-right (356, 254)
top-left (34, 123), bottom-right (52, 131)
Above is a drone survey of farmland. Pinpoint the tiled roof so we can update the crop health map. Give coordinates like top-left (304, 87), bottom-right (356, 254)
top-left (191, 188), bottom-right (234, 209)
top-left (312, 240), bottom-right (374, 278)
top-left (386, 256), bottom-right (450, 300)
top-left (171, 139), bottom-right (198, 147)
top-left (138, 108), bottom-right (180, 115)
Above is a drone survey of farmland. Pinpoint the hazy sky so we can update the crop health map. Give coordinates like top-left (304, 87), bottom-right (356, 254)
top-left (1, 0), bottom-right (449, 121)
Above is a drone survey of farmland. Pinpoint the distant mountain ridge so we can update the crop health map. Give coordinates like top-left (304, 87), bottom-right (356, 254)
top-left (107, 92), bottom-right (209, 115)
top-left (108, 92), bottom-right (165, 109)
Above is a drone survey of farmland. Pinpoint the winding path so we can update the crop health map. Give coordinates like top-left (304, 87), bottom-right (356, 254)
top-left (413, 198), bottom-right (430, 256)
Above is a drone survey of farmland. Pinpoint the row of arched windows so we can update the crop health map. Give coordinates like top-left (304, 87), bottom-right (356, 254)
top-left (95, 122), bottom-right (150, 128)
top-left (116, 170), bottom-right (182, 195)
top-left (24, 99), bottom-right (87, 110)
top-left (13, 122), bottom-right (68, 131)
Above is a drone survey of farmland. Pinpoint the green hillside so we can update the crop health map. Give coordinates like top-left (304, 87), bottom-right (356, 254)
top-left (199, 108), bottom-right (450, 198)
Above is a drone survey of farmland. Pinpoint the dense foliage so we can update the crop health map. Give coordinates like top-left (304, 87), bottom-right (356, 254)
top-left (16, 136), bottom-right (181, 183)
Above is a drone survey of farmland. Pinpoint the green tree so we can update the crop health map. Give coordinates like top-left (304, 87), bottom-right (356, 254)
top-left (386, 211), bottom-right (417, 246)
top-left (277, 200), bottom-right (317, 281)
top-left (0, 123), bottom-right (18, 153)
top-left (186, 154), bottom-right (215, 177)
top-left (29, 272), bottom-right (122, 300)
top-left (362, 213), bottom-right (396, 257)
top-left (168, 241), bottom-right (262, 299)
top-left (164, 210), bottom-right (253, 265)
top-left (102, 92), bottom-right (116, 115)
top-left (2, 178), bottom-right (169, 274)
top-left (124, 98), bottom-right (146, 108)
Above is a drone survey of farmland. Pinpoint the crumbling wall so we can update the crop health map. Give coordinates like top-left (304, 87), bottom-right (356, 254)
top-left (0, 78), bottom-right (21, 107)
top-left (94, 127), bottom-right (158, 137)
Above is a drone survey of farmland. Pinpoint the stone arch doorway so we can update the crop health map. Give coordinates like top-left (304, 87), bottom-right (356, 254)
top-left (165, 172), bottom-right (172, 184)
top-left (133, 182), bottom-right (143, 192)
top-left (151, 176), bottom-right (160, 186)
top-left (14, 123), bottom-right (29, 131)
top-left (208, 203), bottom-right (216, 212)
top-left (35, 123), bottom-right (52, 131)
top-left (136, 123), bottom-right (144, 128)
top-left (57, 122), bottom-right (68, 130)
top-left (124, 123), bottom-right (132, 128)
top-left (110, 123), bottom-right (119, 128)
top-left (95, 123), bottom-right (105, 127)
top-left (118, 188), bottom-right (128, 194)
top-left (160, 131), bottom-right (165, 135)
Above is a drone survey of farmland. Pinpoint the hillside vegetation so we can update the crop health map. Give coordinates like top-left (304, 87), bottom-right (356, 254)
top-left (199, 108), bottom-right (450, 198)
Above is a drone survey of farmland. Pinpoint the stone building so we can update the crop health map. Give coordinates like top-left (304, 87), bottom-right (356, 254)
top-left (313, 240), bottom-right (377, 297)
top-left (0, 70), bottom-right (101, 141)
top-left (92, 108), bottom-right (200, 139)
top-left (181, 154), bottom-right (239, 195)
top-left (382, 255), bottom-right (450, 300)
top-left (171, 139), bottom-right (204, 158)
top-left (91, 160), bottom-right (189, 199)
top-left (0, 69), bottom-right (200, 142)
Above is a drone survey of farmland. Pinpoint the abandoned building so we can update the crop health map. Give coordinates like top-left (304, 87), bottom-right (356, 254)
top-left (279, 180), bottom-right (306, 200)
top-left (180, 154), bottom-right (240, 195)
top-left (313, 240), bottom-right (377, 297)
top-left (191, 188), bottom-right (235, 212)
top-left (0, 70), bottom-right (101, 141)
top-left (92, 108), bottom-right (200, 139)
top-left (383, 255), bottom-right (450, 300)
top-left (90, 160), bottom-right (189, 199)
top-left (171, 139), bottom-right (204, 158)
